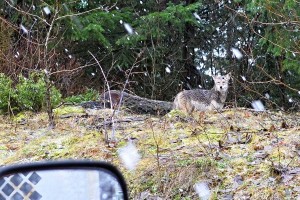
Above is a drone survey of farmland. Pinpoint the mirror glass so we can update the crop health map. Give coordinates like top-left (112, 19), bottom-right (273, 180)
top-left (0, 169), bottom-right (124, 200)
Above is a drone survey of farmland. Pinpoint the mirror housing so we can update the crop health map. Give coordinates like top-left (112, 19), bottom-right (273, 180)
top-left (0, 160), bottom-right (128, 200)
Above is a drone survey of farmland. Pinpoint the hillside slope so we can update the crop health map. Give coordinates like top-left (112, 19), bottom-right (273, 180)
top-left (0, 107), bottom-right (300, 199)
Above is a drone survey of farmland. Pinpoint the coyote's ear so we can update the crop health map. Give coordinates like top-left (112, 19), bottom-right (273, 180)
top-left (226, 72), bottom-right (231, 80)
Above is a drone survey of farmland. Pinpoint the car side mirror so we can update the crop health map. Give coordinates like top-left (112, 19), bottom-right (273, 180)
top-left (0, 160), bottom-right (128, 200)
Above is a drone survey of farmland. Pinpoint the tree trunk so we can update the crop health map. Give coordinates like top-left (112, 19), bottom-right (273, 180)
top-left (182, 0), bottom-right (200, 89)
top-left (45, 71), bottom-right (55, 128)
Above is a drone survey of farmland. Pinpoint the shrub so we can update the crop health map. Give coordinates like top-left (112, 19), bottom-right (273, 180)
top-left (0, 73), bottom-right (14, 111)
top-left (15, 73), bottom-right (62, 111)
top-left (0, 73), bottom-right (62, 113)
top-left (50, 87), bottom-right (62, 108)
top-left (64, 88), bottom-right (99, 104)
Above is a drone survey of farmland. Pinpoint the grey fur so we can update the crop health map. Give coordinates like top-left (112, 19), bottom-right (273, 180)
top-left (173, 73), bottom-right (230, 113)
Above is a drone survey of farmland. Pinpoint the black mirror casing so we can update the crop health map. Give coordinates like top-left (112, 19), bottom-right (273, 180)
top-left (0, 160), bottom-right (128, 200)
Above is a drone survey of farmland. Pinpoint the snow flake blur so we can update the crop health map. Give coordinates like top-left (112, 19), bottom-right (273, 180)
top-left (118, 141), bottom-right (141, 171)
top-left (265, 93), bottom-right (270, 99)
top-left (193, 12), bottom-right (201, 20)
top-left (194, 182), bottom-right (211, 200)
top-left (165, 66), bottom-right (171, 73)
top-left (124, 23), bottom-right (134, 35)
top-left (251, 100), bottom-right (265, 111)
top-left (231, 47), bottom-right (243, 59)
top-left (43, 6), bottom-right (51, 15)
top-left (20, 24), bottom-right (28, 35)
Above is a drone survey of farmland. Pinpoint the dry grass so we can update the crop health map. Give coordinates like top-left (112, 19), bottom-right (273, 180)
top-left (1, 107), bottom-right (300, 199)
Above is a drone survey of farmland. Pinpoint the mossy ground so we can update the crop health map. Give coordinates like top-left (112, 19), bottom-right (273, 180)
top-left (0, 107), bottom-right (300, 199)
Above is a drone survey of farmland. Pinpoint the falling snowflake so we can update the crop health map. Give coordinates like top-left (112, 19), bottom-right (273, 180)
top-left (44, 69), bottom-right (49, 74)
top-left (194, 182), bottom-right (211, 200)
top-left (265, 93), bottom-right (270, 99)
top-left (14, 51), bottom-right (20, 58)
top-left (20, 24), bottom-right (28, 35)
top-left (193, 12), bottom-right (201, 20)
top-left (248, 58), bottom-right (255, 66)
top-left (124, 23), bottom-right (133, 34)
top-left (165, 66), bottom-right (171, 73)
top-left (241, 76), bottom-right (246, 81)
top-left (43, 6), bottom-right (51, 15)
top-left (251, 100), bottom-right (265, 111)
top-left (118, 141), bottom-right (141, 171)
top-left (231, 47), bottom-right (243, 59)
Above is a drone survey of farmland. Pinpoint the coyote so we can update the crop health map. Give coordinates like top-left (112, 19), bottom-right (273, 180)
top-left (173, 73), bottom-right (230, 113)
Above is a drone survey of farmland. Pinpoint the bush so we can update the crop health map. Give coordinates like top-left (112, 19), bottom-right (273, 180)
top-left (50, 87), bottom-right (62, 109)
top-left (15, 73), bottom-right (62, 111)
top-left (0, 73), bottom-right (14, 111)
top-left (0, 73), bottom-right (62, 113)
top-left (64, 88), bottom-right (99, 104)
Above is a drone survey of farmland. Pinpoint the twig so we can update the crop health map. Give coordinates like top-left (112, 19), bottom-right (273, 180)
top-left (98, 117), bottom-right (145, 127)
top-left (88, 51), bottom-right (114, 142)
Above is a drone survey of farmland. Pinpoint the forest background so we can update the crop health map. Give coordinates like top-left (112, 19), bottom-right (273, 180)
top-left (0, 0), bottom-right (300, 113)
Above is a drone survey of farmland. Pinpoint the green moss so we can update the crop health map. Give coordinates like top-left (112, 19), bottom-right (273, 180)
top-left (0, 145), bottom-right (8, 150)
top-left (174, 195), bottom-right (192, 200)
top-left (245, 155), bottom-right (255, 163)
top-left (230, 157), bottom-right (247, 167)
top-left (177, 159), bottom-right (193, 167)
top-left (13, 112), bottom-right (29, 122)
top-left (217, 162), bottom-right (227, 169)
top-left (54, 106), bottom-right (85, 116)
top-left (167, 109), bottom-right (188, 118)
top-left (195, 157), bottom-right (217, 171)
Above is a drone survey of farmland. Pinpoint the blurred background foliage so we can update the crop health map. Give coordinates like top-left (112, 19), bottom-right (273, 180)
top-left (0, 0), bottom-right (300, 111)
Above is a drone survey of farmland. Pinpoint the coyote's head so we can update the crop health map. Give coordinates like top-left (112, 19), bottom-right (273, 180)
top-left (212, 73), bottom-right (231, 92)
